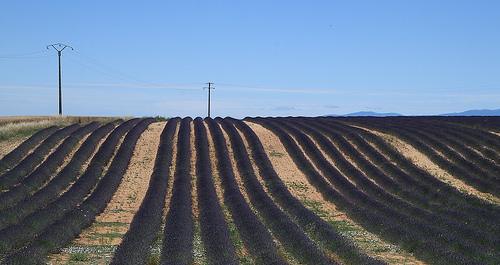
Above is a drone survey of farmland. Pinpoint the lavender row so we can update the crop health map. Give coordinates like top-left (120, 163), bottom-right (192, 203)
top-left (235, 118), bottom-right (385, 265)
top-left (0, 121), bottom-right (118, 230)
top-left (219, 118), bottom-right (337, 265)
top-left (436, 123), bottom-right (500, 166)
top-left (251, 117), bottom-right (478, 264)
top-left (316, 118), bottom-right (500, 234)
top-left (281, 117), bottom-right (500, 259)
top-left (1, 118), bottom-right (154, 264)
top-left (0, 123), bottom-right (81, 190)
top-left (205, 118), bottom-right (287, 264)
top-left (0, 125), bottom-right (59, 174)
top-left (287, 117), bottom-right (500, 262)
top-left (328, 117), bottom-right (500, 220)
top-left (161, 117), bottom-right (195, 264)
top-left (398, 119), bottom-right (500, 184)
top-left (348, 117), bottom-right (500, 198)
top-left (0, 118), bottom-right (139, 260)
top-left (0, 121), bottom-right (100, 210)
top-left (307, 117), bottom-right (500, 239)
top-left (194, 117), bottom-right (239, 264)
top-left (111, 118), bottom-right (179, 265)
top-left (386, 116), bottom-right (500, 170)
top-left (431, 120), bottom-right (500, 161)
top-left (380, 118), bottom-right (500, 192)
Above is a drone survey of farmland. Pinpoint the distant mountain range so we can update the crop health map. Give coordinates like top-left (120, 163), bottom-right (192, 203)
top-left (438, 109), bottom-right (500, 116)
top-left (326, 109), bottom-right (500, 117)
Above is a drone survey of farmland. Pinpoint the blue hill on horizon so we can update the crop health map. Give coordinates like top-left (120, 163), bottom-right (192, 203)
top-left (439, 109), bottom-right (500, 116)
top-left (325, 109), bottom-right (500, 117)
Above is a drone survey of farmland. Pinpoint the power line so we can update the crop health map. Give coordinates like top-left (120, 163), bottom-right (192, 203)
top-left (0, 50), bottom-right (50, 58)
top-left (71, 50), bottom-right (150, 84)
top-left (64, 50), bottom-right (169, 89)
top-left (62, 55), bottom-right (141, 84)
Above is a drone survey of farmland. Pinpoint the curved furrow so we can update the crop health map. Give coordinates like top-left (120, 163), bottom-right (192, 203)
top-left (352, 117), bottom-right (500, 196)
top-left (248, 117), bottom-right (482, 265)
top-left (313, 117), bottom-right (451, 203)
top-left (0, 125), bottom-right (59, 175)
top-left (0, 121), bottom-right (118, 230)
top-left (220, 118), bottom-right (339, 265)
top-left (286, 117), bottom-right (500, 250)
top-left (439, 116), bottom-right (500, 132)
top-left (315, 117), bottom-right (500, 235)
top-left (0, 123), bottom-right (81, 191)
top-left (161, 117), bottom-right (195, 265)
top-left (1, 118), bottom-right (154, 264)
top-left (379, 118), bottom-right (500, 194)
top-left (419, 116), bottom-right (500, 132)
top-left (329, 117), bottom-right (500, 218)
top-left (433, 124), bottom-right (500, 165)
top-left (323, 117), bottom-right (500, 211)
top-left (417, 116), bottom-right (500, 161)
top-left (418, 121), bottom-right (500, 172)
top-left (271, 117), bottom-right (500, 261)
top-left (0, 118), bottom-right (141, 261)
top-left (193, 117), bottom-right (238, 264)
top-left (233, 118), bottom-right (386, 265)
top-left (205, 118), bottom-right (287, 264)
top-left (385, 118), bottom-right (500, 184)
top-left (405, 117), bottom-right (500, 162)
top-left (111, 118), bottom-right (179, 265)
top-left (0, 121), bottom-right (101, 210)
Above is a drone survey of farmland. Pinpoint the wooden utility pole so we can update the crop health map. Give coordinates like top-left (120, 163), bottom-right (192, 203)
top-left (204, 82), bottom-right (215, 118)
top-left (47, 43), bottom-right (73, 115)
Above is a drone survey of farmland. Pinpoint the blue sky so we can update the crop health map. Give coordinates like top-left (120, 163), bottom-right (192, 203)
top-left (1, 1), bottom-right (499, 118)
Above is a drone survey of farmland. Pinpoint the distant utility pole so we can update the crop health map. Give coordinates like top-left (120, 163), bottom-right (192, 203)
top-left (204, 82), bottom-right (215, 118)
top-left (47, 43), bottom-right (73, 115)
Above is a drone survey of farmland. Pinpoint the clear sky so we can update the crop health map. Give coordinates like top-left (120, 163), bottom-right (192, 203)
top-left (1, 1), bottom-right (499, 118)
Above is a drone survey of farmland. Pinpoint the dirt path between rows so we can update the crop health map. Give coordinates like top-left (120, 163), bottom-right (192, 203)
top-left (244, 121), bottom-right (425, 264)
top-left (368, 129), bottom-right (500, 205)
top-left (0, 137), bottom-right (28, 159)
top-left (47, 121), bottom-right (167, 264)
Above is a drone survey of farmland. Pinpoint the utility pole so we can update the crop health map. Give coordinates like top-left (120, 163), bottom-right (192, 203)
top-left (47, 43), bottom-right (73, 115)
top-left (203, 82), bottom-right (215, 118)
